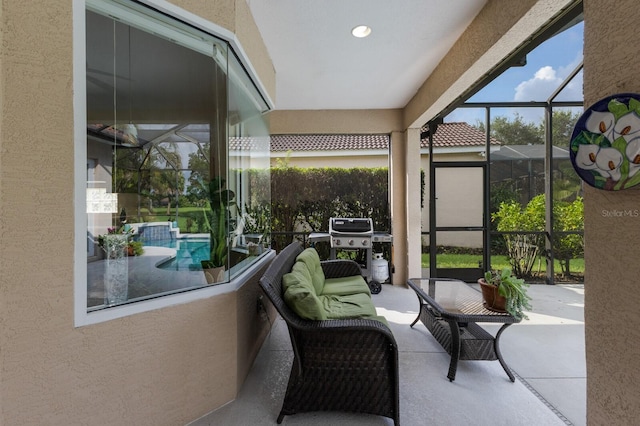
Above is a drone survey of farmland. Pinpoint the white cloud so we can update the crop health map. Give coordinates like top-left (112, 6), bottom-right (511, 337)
top-left (513, 54), bottom-right (583, 122)
top-left (514, 66), bottom-right (560, 101)
top-left (515, 53), bottom-right (583, 103)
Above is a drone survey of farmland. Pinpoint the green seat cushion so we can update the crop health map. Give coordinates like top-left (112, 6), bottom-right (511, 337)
top-left (283, 262), bottom-right (326, 320)
top-left (320, 292), bottom-right (377, 319)
top-left (295, 248), bottom-right (325, 295)
top-left (322, 275), bottom-right (371, 296)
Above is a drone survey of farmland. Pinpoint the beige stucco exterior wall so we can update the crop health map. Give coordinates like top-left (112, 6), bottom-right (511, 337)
top-left (270, 152), bottom-right (389, 169)
top-left (390, 130), bottom-right (409, 286)
top-left (0, 1), bottom-right (274, 425)
top-left (269, 109), bottom-right (404, 134)
top-left (404, 129), bottom-right (423, 282)
top-left (583, 1), bottom-right (640, 424)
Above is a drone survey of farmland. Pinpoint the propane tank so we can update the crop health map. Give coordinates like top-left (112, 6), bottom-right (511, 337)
top-left (371, 252), bottom-right (389, 283)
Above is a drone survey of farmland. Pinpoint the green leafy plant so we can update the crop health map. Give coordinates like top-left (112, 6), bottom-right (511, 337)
top-left (483, 268), bottom-right (532, 320)
top-left (493, 195), bottom-right (584, 279)
top-left (492, 199), bottom-right (543, 277)
top-left (200, 177), bottom-right (233, 269)
top-left (127, 240), bottom-right (144, 256)
top-left (554, 197), bottom-right (584, 278)
top-left (242, 202), bottom-right (271, 246)
top-left (98, 226), bottom-right (145, 257)
top-left (98, 226), bottom-right (134, 257)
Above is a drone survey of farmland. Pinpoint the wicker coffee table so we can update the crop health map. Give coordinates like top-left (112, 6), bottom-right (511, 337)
top-left (407, 277), bottom-right (520, 382)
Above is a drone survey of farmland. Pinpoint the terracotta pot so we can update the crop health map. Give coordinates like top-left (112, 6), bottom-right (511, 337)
top-left (478, 278), bottom-right (507, 313)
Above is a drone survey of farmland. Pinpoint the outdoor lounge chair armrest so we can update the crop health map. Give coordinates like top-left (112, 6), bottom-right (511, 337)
top-left (320, 259), bottom-right (363, 279)
top-left (290, 318), bottom-right (399, 375)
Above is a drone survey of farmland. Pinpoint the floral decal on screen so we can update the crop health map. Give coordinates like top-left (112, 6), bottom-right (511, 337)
top-left (570, 93), bottom-right (640, 190)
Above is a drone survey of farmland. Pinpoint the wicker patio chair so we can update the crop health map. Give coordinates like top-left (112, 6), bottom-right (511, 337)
top-left (259, 241), bottom-right (400, 425)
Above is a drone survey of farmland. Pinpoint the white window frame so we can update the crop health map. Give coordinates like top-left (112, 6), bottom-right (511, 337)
top-left (73, 0), bottom-right (273, 327)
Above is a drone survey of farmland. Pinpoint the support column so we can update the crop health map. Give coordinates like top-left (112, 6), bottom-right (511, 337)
top-left (406, 128), bottom-right (423, 281)
top-left (390, 131), bottom-right (406, 285)
top-left (390, 128), bottom-right (422, 285)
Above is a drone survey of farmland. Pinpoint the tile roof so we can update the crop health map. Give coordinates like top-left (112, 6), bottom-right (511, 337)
top-left (270, 134), bottom-right (389, 152)
top-left (424, 122), bottom-right (501, 148)
top-left (229, 137), bottom-right (268, 151)
top-left (264, 122), bottom-right (500, 152)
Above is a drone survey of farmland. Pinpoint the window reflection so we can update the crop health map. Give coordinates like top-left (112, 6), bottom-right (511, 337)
top-left (86, 3), bottom-right (269, 310)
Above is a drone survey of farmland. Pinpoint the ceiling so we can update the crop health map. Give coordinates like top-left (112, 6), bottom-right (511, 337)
top-left (246, 0), bottom-right (488, 111)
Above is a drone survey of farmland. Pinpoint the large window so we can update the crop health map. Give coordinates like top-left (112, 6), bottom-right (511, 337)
top-left (84, 0), bottom-right (270, 312)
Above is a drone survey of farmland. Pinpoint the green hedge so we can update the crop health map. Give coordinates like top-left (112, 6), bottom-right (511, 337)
top-left (270, 166), bottom-right (394, 249)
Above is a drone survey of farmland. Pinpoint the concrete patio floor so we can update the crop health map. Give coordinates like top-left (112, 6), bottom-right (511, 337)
top-left (191, 282), bottom-right (585, 426)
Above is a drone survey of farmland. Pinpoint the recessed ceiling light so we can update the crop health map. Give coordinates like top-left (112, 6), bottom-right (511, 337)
top-left (351, 25), bottom-right (372, 38)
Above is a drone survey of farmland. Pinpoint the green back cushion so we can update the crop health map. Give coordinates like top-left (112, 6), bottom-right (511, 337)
top-left (323, 275), bottom-right (371, 296)
top-left (282, 261), bottom-right (326, 320)
top-left (296, 248), bottom-right (325, 294)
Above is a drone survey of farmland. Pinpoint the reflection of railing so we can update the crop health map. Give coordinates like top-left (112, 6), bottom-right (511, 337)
top-left (268, 231), bottom-right (393, 265)
top-left (268, 231), bottom-right (314, 252)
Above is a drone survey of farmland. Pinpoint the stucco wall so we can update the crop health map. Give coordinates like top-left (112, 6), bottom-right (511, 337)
top-left (0, 1), bottom-right (274, 425)
top-left (271, 153), bottom-right (389, 169)
top-left (583, 1), bottom-right (640, 424)
top-left (269, 109), bottom-right (404, 134)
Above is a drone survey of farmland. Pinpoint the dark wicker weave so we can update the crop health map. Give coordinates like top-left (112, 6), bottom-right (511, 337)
top-left (407, 278), bottom-right (519, 382)
top-left (259, 241), bottom-right (400, 425)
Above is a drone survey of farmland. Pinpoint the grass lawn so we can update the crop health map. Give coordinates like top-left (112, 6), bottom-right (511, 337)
top-left (421, 253), bottom-right (585, 274)
top-left (141, 207), bottom-right (205, 233)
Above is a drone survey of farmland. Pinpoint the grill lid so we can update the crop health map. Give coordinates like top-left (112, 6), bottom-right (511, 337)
top-left (329, 217), bottom-right (373, 234)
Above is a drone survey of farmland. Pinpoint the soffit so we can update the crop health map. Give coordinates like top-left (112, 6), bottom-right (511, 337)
top-left (246, 0), bottom-right (488, 110)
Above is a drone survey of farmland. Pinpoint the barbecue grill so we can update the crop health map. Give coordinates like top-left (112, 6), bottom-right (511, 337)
top-left (329, 217), bottom-right (373, 248)
top-left (310, 217), bottom-right (393, 292)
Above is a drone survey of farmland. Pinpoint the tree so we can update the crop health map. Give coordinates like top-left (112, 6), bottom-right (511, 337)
top-left (186, 144), bottom-right (210, 205)
top-left (113, 142), bottom-right (185, 219)
top-left (476, 112), bottom-right (543, 145)
top-left (544, 109), bottom-right (582, 147)
top-left (475, 109), bottom-right (581, 147)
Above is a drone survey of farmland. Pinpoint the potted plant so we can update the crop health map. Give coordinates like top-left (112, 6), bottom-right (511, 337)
top-left (97, 225), bottom-right (138, 305)
top-left (241, 202), bottom-right (271, 255)
top-left (98, 226), bottom-right (144, 257)
top-left (200, 177), bottom-right (233, 283)
top-left (127, 240), bottom-right (144, 256)
top-left (479, 268), bottom-right (532, 320)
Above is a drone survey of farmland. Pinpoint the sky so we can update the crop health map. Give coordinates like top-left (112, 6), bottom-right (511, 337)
top-left (445, 21), bottom-right (584, 125)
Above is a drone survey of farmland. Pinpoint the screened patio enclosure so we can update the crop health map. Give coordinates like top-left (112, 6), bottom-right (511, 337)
top-left (424, 6), bottom-right (584, 285)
